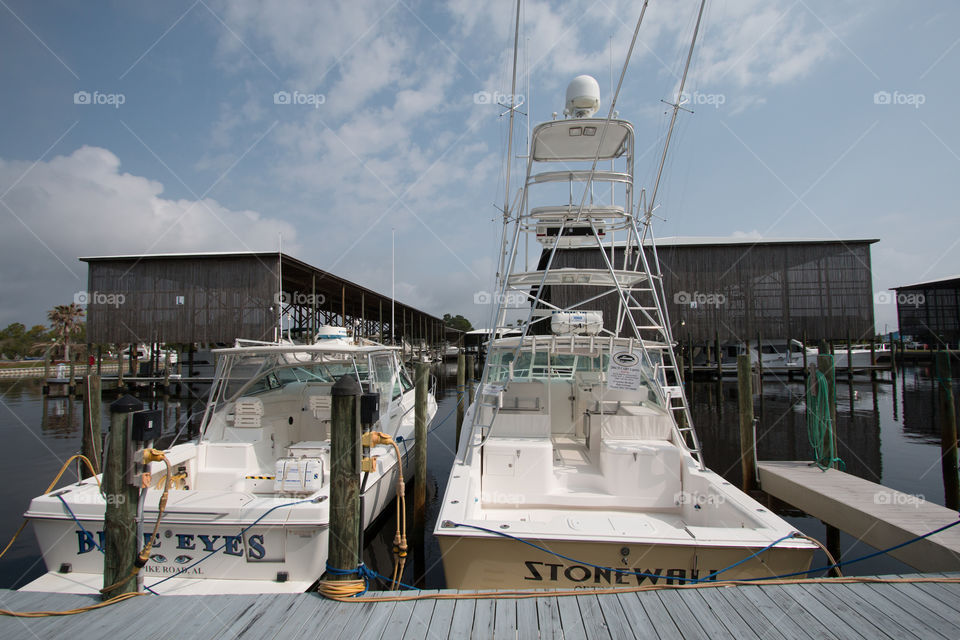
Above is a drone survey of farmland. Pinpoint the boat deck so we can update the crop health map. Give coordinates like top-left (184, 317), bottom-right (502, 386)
top-left (2, 575), bottom-right (959, 638)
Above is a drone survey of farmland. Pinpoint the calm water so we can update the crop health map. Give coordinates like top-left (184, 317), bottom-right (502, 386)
top-left (0, 364), bottom-right (956, 589)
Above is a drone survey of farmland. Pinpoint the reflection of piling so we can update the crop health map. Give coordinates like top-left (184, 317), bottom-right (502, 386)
top-left (102, 395), bottom-right (142, 599)
top-left (413, 362), bottom-right (428, 587)
top-left (328, 375), bottom-right (362, 582)
top-left (715, 331), bottom-right (722, 379)
top-left (936, 352), bottom-right (959, 510)
top-left (81, 374), bottom-right (102, 478)
top-left (817, 352), bottom-right (838, 461)
top-left (737, 354), bottom-right (757, 492)
top-left (456, 352), bottom-right (465, 448)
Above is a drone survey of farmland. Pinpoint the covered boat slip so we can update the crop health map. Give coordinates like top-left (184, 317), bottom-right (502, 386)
top-left (6, 575), bottom-right (960, 638)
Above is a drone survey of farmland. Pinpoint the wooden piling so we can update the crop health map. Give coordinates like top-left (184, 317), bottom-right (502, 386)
top-left (102, 395), bottom-right (143, 599)
top-left (466, 355), bottom-right (476, 407)
top-left (936, 352), bottom-right (959, 510)
top-left (715, 331), bottom-right (722, 379)
top-left (81, 374), bottom-right (102, 478)
top-left (328, 374), bottom-right (362, 581)
top-left (413, 362), bottom-right (429, 585)
top-left (817, 352), bottom-right (838, 468)
top-left (825, 524), bottom-right (842, 577)
top-left (42, 349), bottom-right (50, 395)
top-left (846, 334), bottom-right (853, 379)
top-left (737, 354), bottom-right (757, 492)
top-left (455, 352), bottom-right (465, 448)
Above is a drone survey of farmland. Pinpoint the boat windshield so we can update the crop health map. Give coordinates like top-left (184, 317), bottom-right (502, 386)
top-left (218, 352), bottom-right (368, 402)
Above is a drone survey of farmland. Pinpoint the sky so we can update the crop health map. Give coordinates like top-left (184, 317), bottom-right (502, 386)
top-left (0, 0), bottom-right (958, 336)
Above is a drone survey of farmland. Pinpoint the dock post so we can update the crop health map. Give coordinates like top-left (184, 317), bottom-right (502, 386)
top-left (936, 351), bottom-right (959, 510)
top-left (715, 330), bottom-right (722, 379)
top-left (817, 352), bottom-right (838, 468)
top-left (42, 349), bottom-right (50, 395)
top-left (81, 373), bottom-right (102, 478)
top-left (847, 334), bottom-right (854, 379)
top-left (413, 362), bottom-right (429, 586)
top-left (687, 335), bottom-right (694, 382)
top-left (466, 354), bottom-right (476, 407)
top-left (737, 354), bottom-right (757, 492)
top-left (97, 345), bottom-right (103, 376)
top-left (825, 524), bottom-right (842, 577)
top-left (870, 340), bottom-right (877, 383)
top-left (102, 395), bottom-right (143, 599)
top-left (68, 359), bottom-right (75, 395)
top-left (163, 351), bottom-right (171, 394)
top-left (456, 352), bottom-right (465, 448)
top-left (328, 374), bottom-right (362, 581)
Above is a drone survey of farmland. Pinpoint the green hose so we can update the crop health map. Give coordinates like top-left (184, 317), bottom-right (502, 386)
top-left (806, 368), bottom-right (845, 471)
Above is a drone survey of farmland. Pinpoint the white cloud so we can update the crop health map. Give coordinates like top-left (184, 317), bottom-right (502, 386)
top-left (0, 146), bottom-right (299, 325)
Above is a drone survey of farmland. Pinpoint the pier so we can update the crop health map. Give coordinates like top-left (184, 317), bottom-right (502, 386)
top-left (758, 461), bottom-right (960, 571)
top-left (3, 575), bottom-right (960, 638)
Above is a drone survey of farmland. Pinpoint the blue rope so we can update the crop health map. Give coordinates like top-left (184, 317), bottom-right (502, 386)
top-left (146, 497), bottom-right (316, 591)
top-left (57, 494), bottom-right (103, 553)
top-left (324, 562), bottom-right (416, 595)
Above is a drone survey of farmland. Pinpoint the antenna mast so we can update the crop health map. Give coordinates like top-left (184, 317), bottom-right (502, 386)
top-left (496, 0), bottom-right (523, 289)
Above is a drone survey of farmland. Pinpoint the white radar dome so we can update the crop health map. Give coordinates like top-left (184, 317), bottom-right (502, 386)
top-left (564, 75), bottom-right (601, 118)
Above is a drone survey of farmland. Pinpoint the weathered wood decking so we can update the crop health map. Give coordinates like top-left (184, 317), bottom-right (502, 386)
top-left (2, 576), bottom-right (959, 639)
top-left (757, 461), bottom-right (960, 571)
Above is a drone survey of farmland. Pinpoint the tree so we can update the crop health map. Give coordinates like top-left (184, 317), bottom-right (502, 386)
top-left (0, 323), bottom-right (52, 359)
top-left (443, 313), bottom-right (473, 332)
top-left (47, 303), bottom-right (85, 361)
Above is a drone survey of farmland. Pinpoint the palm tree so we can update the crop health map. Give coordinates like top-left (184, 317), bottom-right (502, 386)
top-left (47, 303), bottom-right (84, 361)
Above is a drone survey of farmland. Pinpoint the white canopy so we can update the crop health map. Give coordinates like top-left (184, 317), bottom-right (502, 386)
top-left (531, 119), bottom-right (633, 162)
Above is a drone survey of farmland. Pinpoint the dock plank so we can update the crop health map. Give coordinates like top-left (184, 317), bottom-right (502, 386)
top-left (449, 591), bottom-right (477, 639)
top-left (336, 597), bottom-right (395, 640)
top-left (471, 594), bottom-right (495, 640)
top-left (614, 592), bottom-right (660, 640)
top-left (425, 593), bottom-right (456, 640)
top-left (695, 587), bottom-right (762, 640)
top-left (535, 595), bottom-right (562, 640)
top-left (757, 461), bottom-right (960, 571)
top-left (575, 594), bottom-right (611, 639)
top-left (382, 596), bottom-right (417, 639)
top-left (634, 591), bottom-right (683, 639)
top-left (735, 585), bottom-right (832, 640)
top-left (493, 596), bottom-right (517, 640)
top-left (515, 596), bottom-right (539, 640)
top-left (775, 584), bottom-right (866, 640)
top-left (404, 589), bottom-right (439, 640)
top-left (885, 582), bottom-right (960, 631)
top-left (796, 583), bottom-right (906, 640)
top-left (268, 593), bottom-right (339, 639)
top-left (841, 582), bottom-right (954, 640)
top-left (655, 589), bottom-right (711, 640)
top-left (555, 594), bottom-right (587, 640)
top-left (593, 591), bottom-right (633, 639)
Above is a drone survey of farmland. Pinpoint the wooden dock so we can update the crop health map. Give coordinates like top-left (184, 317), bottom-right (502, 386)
top-left (2, 576), bottom-right (960, 638)
top-left (757, 461), bottom-right (960, 571)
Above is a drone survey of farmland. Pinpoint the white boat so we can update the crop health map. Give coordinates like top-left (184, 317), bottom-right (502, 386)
top-left (434, 19), bottom-right (816, 587)
top-left (23, 331), bottom-right (437, 594)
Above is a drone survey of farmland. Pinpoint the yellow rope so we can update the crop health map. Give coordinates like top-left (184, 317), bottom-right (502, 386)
top-left (0, 592), bottom-right (143, 618)
top-left (322, 575), bottom-right (960, 603)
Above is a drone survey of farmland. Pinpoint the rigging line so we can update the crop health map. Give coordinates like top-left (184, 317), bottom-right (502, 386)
top-left (647, 0), bottom-right (706, 215)
top-left (497, 0), bottom-right (524, 289)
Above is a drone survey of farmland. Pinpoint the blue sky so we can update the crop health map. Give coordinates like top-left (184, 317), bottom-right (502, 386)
top-left (1, 0), bottom-right (958, 335)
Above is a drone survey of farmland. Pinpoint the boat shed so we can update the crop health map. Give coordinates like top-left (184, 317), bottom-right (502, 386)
top-left (79, 252), bottom-right (443, 346)
top-left (893, 274), bottom-right (960, 347)
top-left (536, 237), bottom-right (879, 343)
